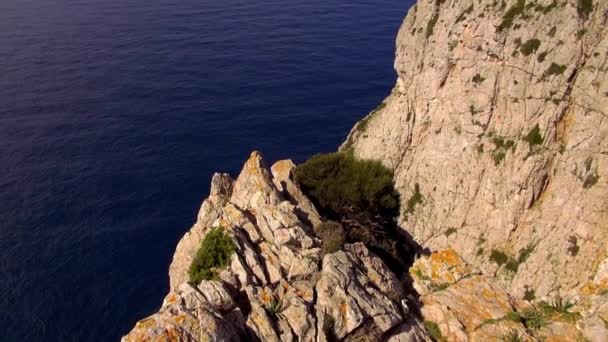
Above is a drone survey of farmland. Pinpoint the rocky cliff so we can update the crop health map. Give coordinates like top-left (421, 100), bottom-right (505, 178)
top-left (123, 152), bottom-right (430, 341)
top-left (344, 0), bottom-right (607, 335)
top-left (344, 0), bottom-right (607, 300)
top-left (124, 0), bottom-right (608, 341)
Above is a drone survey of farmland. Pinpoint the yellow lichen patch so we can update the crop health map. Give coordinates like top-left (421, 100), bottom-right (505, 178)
top-left (172, 314), bottom-right (187, 325)
top-left (339, 301), bottom-right (348, 316)
top-left (428, 249), bottom-right (472, 283)
top-left (165, 293), bottom-right (179, 305)
top-left (260, 288), bottom-right (272, 304)
top-left (135, 317), bottom-right (157, 330)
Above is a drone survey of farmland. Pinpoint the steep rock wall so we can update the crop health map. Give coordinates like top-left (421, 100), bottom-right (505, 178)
top-left (344, 0), bottom-right (608, 299)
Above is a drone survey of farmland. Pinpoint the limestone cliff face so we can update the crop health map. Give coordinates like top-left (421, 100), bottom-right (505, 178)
top-left (344, 0), bottom-right (607, 301)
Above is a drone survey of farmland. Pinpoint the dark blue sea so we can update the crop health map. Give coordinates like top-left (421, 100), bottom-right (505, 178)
top-left (1, 0), bottom-right (413, 340)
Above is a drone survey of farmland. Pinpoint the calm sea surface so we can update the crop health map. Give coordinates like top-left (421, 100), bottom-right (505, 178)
top-left (1, 0), bottom-right (413, 340)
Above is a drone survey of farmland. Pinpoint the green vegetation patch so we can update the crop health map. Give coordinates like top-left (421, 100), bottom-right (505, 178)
top-left (445, 227), bottom-right (457, 237)
top-left (524, 287), bottom-right (536, 301)
top-left (295, 152), bottom-right (409, 270)
top-left (568, 235), bottom-right (580, 256)
top-left (577, 0), bottom-right (594, 21)
top-left (426, 12), bottom-right (440, 38)
top-left (543, 63), bottom-right (567, 79)
top-left (490, 249), bottom-right (509, 266)
top-left (490, 245), bottom-right (534, 273)
top-left (501, 330), bottom-right (525, 342)
top-left (404, 183), bottom-right (424, 220)
top-left (315, 221), bottom-right (346, 255)
top-left (188, 227), bottom-right (236, 284)
top-left (424, 320), bottom-right (443, 341)
top-left (523, 124), bottom-right (544, 150)
top-left (499, 0), bottom-right (526, 32)
top-left (472, 73), bottom-right (486, 85)
top-left (490, 135), bottom-right (515, 166)
top-left (539, 296), bottom-right (581, 322)
top-left (520, 38), bottom-right (541, 56)
top-left (521, 307), bottom-right (546, 330)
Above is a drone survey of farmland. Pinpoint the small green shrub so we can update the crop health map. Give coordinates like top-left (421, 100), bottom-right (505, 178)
top-left (520, 38), bottom-right (541, 56)
top-left (539, 296), bottom-right (581, 322)
top-left (537, 51), bottom-right (547, 63)
top-left (576, 28), bottom-right (588, 38)
top-left (404, 183), bottom-right (424, 219)
top-left (521, 307), bottom-right (546, 330)
top-left (490, 249), bottom-right (509, 266)
top-left (542, 296), bottom-right (575, 314)
top-left (493, 151), bottom-right (506, 166)
top-left (577, 0), bottom-right (594, 20)
top-left (501, 330), bottom-right (524, 342)
top-left (188, 228), bottom-right (236, 284)
top-left (472, 73), bottom-right (486, 84)
top-left (506, 311), bottom-right (522, 322)
top-left (543, 63), bottom-right (567, 78)
top-left (548, 26), bottom-right (556, 37)
top-left (295, 152), bottom-right (407, 269)
top-left (523, 124), bottom-right (544, 149)
top-left (431, 282), bottom-right (450, 292)
top-left (295, 152), bottom-right (399, 221)
top-left (445, 227), bottom-right (457, 237)
top-left (264, 296), bottom-right (286, 319)
top-left (426, 12), bottom-right (440, 38)
top-left (411, 267), bottom-right (430, 281)
top-left (315, 221), bottom-right (346, 255)
top-left (424, 320), bottom-right (443, 341)
top-left (499, 0), bottom-right (526, 32)
top-left (524, 287), bottom-right (536, 301)
top-left (567, 235), bottom-right (580, 256)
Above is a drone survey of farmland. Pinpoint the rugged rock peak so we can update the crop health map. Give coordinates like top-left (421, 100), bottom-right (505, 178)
top-left (230, 150), bottom-right (282, 211)
top-left (123, 152), bottom-right (430, 341)
top-left (344, 0), bottom-right (608, 307)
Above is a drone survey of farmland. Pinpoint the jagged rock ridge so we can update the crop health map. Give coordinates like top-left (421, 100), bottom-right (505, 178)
top-left (123, 152), bottom-right (430, 341)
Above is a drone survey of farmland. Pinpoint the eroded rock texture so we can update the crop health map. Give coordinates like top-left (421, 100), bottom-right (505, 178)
top-left (123, 152), bottom-right (429, 341)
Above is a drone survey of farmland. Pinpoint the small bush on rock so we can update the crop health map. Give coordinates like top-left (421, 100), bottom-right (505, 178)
top-left (490, 249), bottom-right (509, 266)
top-left (315, 221), bottom-right (346, 255)
top-left (520, 38), bottom-right (541, 56)
top-left (295, 152), bottom-right (408, 270)
top-left (424, 320), bottom-right (443, 341)
top-left (188, 227), bottom-right (235, 284)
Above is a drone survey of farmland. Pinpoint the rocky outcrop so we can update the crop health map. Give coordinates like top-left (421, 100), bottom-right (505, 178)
top-left (409, 249), bottom-right (608, 341)
top-left (344, 0), bottom-right (608, 312)
top-left (123, 152), bottom-right (430, 341)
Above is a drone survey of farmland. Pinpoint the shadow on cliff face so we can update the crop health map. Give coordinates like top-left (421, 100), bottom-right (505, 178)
top-left (293, 151), bottom-right (423, 275)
